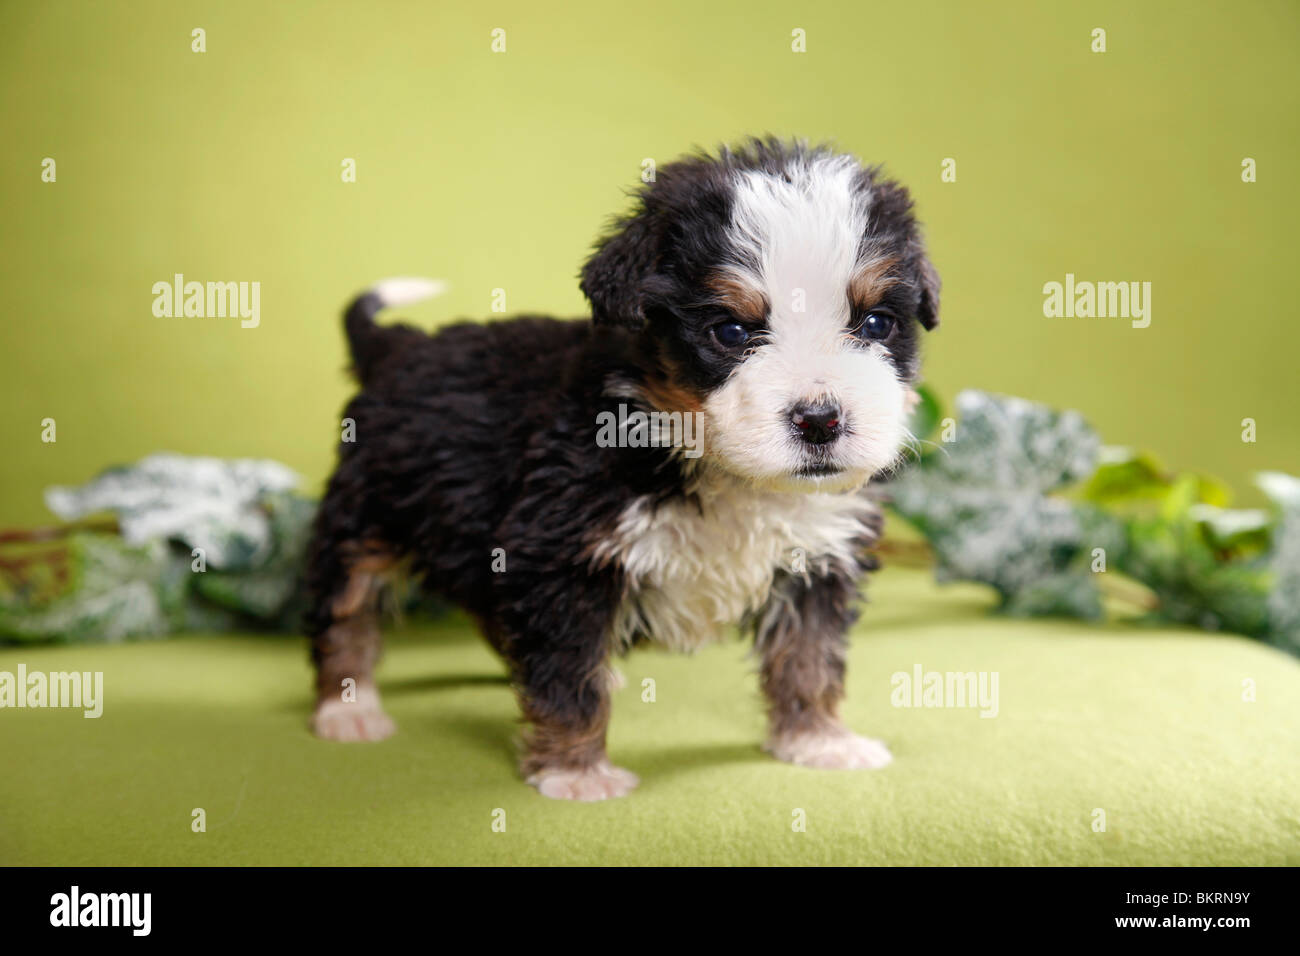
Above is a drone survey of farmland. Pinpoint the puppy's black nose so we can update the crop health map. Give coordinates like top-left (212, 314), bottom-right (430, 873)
top-left (791, 401), bottom-right (842, 445)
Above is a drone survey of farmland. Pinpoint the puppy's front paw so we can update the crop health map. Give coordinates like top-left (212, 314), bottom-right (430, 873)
top-left (311, 684), bottom-right (396, 742)
top-left (527, 760), bottom-right (640, 802)
top-left (766, 727), bottom-right (892, 770)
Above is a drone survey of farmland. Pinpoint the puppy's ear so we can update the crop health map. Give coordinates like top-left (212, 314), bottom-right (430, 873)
top-left (580, 209), bottom-right (660, 329)
top-left (914, 247), bottom-right (941, 331)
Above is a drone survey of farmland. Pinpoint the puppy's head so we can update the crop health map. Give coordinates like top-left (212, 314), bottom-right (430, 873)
top-left (582, 138), bottom-right (940, 493)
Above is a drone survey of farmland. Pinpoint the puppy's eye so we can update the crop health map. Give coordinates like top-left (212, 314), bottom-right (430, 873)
top-left (711, 322), bottom-right (751, 349)
top-left (856, 312), bottom-right (896, 341)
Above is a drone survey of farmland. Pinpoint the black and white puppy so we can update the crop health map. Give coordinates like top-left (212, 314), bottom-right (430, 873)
top-left (304, 138), bottom-right (940, 801)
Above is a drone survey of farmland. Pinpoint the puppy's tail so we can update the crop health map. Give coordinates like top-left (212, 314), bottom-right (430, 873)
top-left (344, 277), bottom-right (447, 373)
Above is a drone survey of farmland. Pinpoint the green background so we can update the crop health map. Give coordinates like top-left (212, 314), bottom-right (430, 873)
top-left (2, 0), bottom-right (1298, 523)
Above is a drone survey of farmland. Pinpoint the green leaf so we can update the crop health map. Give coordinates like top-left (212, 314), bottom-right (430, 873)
top-left (1000, 571), bottom-right (1105, 619)
top-left (1190, 474), bottom-right (1233, 508)
top-left (1187, 504), bottom-right (1272, 554)
top-left (906, 383), bottom-right (944, 448)
top-left (1258, 472), bottom-right (1300, 653)
top-left (1080, 447), bottom-right (1169, 505)
top-left (191, 491), bottom-right (316, 623)
top-left (887, 390), bottom-right (1103, 614)
top-left (44, 453), bottom-right (302, 571)
top-left (0, 535), bottom-right (189, 643)
top-left (1082, 448), bottom-right (1231, 512)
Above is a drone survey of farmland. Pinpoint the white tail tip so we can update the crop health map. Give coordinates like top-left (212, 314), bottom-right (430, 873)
top-left (371, 277), bottom-right (447, 308)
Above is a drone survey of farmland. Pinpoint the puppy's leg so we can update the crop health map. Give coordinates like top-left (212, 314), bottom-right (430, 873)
top-left (306, 539), bottom-right (397, 742)
top-left (756, 567), bottom-right (892, 770)
top-left (518, 677), bottom-right (637, 802)
top-left (497, 598), bottom-right (637, 801)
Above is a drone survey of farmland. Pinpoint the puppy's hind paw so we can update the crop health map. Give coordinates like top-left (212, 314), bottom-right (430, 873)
top-left (527, 760), bottom-right (640, 802)
top-left (311, 686), bottom-right (396, 742)
top-left (766, 727), bottom-right (892, 770)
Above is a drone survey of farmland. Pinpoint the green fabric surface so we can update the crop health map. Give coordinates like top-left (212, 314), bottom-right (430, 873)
top-left (2, 568), bottom-right (1297, 866)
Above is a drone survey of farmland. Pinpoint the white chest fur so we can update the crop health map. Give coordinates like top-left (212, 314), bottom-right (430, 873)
top-left (593, 479), bottom-right (878, 652)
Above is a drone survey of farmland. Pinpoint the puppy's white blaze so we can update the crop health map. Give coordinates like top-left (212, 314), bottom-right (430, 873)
top-left (370, 276), bottom-right (447, 307)
top-left (596, 479), bottom-right (879, 652)
top-left (729, 156), bottom-right (867, 324)
top-left (707, 155), bottom-right (907, 487)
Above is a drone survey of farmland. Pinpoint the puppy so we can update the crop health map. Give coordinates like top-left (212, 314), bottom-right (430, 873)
top-left (304, 138), bottom-right (940, 801)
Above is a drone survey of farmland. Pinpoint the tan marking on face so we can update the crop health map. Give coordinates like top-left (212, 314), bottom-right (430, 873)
top-left (639, 372), bottom-right (704, 415)
top-left (706, 272), bottom-right (770, 323)
top-left (847, 255), bottom-right (900, 310)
